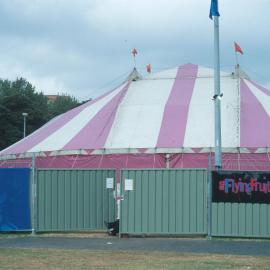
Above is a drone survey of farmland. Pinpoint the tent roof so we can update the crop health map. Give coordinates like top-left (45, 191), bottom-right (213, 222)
top-left (1, 63), bottom-right (270, 158)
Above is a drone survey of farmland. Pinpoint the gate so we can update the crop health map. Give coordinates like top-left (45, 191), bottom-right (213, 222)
top-left (36, 169), bottom-right (116, 232)
top-left (120, 169), bottom-right (207, 235)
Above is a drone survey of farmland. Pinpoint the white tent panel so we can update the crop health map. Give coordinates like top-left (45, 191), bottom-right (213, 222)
top-left (104, 72), bottom-right (176, 148)
top-left (220, 75), bottom-right (239, 147)
top-left (194, 66), bottom-right (229, 78)
top-left (183, 67), bottom-right (215, 147)
top-left (146, 67), bottom-right (178, 79)
top-left (184, 67), bottom-right (239, 148)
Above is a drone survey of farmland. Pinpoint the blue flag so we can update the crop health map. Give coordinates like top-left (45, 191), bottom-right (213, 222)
top-left (209, 0), bottom-right (220, 19)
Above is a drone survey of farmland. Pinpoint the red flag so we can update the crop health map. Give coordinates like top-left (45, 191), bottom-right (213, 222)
top-left (131, 48), bottom-right (138, 57)
top-left (234, 42), bottom-right (243, 55)
top-left (146, 64), bottom-right (151, 73)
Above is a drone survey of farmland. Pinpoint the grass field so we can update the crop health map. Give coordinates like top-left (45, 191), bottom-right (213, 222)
top-left (0, 248), bottom-right (269, 270)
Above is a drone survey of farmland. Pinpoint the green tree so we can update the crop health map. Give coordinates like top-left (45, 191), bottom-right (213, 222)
top-left (47, 95), bottom-right (79, 119)
top-left (0, 78), bottom-right (81, 151)
top-left (0, 78), bottom-right (48, 150)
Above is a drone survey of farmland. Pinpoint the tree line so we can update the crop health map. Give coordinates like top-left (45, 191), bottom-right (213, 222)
top-left (0, 78), bottom-right (84, 151)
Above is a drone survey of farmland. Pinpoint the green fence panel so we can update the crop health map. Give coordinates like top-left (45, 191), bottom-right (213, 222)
top-left (211, 203), bottom-right (270, 238)
top-left (36, 169), bottom-right (116, 232)
top-left (120, 169), bottom-right (207, 235)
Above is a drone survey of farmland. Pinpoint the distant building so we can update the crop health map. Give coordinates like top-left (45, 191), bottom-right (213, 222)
top-left (45, 94), bottom-right (70, 103)
top-left (45, 95), bottom-right (59, 103)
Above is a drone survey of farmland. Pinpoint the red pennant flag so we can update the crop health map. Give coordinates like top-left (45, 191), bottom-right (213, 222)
top-left (131, 48), bottom-right (138, 57)
top-left (146, 64), bottom-right (151, 73)
top-left (234, 42), bottom-right (243, 55)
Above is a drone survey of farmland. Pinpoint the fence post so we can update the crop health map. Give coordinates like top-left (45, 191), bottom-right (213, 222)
top-left (165, 154), bottom-right (170, 169)
top-left (207, 153), bottom-right (212, 239)
top-left (31, 154), bottom-right (36, 235)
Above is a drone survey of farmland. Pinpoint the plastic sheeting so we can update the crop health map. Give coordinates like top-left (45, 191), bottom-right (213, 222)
top-left (0, 168), bottom-right (31, 231)
top-left (35, 154), bottom-right (165, 181)
top-left (1, 153), bottom-right (270, 172)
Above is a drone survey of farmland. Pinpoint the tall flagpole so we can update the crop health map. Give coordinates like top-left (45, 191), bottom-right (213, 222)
top-left (213, 15), bottom-right (222, 169)
top-left (235, 50), bottom-right (239, 66)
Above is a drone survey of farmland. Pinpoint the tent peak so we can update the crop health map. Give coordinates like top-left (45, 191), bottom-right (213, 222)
top-left (232, 64), bottom-right (250, 79)
top-left (126, 68), bottom-right (142, 82)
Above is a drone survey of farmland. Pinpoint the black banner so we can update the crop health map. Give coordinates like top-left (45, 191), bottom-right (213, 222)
top-left (212, 171), bottom-right (270, 204)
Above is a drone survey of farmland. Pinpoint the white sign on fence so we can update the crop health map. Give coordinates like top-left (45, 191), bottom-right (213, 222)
top-left (125, 179), bottom-right (134, 191)
top-left (106, 178), bottom-right (114, 189)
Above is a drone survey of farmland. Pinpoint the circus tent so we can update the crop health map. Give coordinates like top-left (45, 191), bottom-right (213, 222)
top-left (1, 63), bottom-right (270, 170)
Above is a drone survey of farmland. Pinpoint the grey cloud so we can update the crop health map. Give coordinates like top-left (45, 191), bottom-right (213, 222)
top-left (0, 0), bottom-right (269, 100)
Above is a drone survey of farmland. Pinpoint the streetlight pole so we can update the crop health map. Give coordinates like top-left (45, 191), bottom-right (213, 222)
top-left (22, 112), bottom-right (28, 138)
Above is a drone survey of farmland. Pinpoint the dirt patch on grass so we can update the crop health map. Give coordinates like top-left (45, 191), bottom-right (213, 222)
top-left (0, 248), bottom-right (269, 270)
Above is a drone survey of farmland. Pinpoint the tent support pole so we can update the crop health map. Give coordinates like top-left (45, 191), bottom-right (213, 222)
top-left (207, 153), bottom-right (212, 239)
top-left (166, 154), bottom-right (170, 169)
top-left (31, 154), bottom-right (36, 236)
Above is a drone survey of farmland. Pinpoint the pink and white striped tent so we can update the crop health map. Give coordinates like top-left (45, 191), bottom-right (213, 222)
top-left (1, 63), bottom-right (270, 170)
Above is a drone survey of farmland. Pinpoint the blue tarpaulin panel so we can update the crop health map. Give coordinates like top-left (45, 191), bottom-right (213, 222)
top-left (0, 168), bottom-right (31, 231)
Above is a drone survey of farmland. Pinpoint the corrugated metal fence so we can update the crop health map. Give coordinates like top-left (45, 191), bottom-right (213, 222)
top-left (211, 170), bottom-right (270, 238)
top-left (29, 167), bottom-right (270, 238)
top-left (212, 203), bottom-right (270, 238)
top-left (120, 169), bottom-right (208, 235)
top-left (36, 169), bottom-right (116, 232)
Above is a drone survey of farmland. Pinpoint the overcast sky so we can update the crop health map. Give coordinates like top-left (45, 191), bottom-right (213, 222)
top-left (0, 0), bottom-right (269, 100)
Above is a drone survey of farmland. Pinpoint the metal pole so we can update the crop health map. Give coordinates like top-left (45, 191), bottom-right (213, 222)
top-left (133, 55), bottom-right (136, 68)
top-left (31, 154), bottom-right (36, 236)
top-left (166, 154), bottom-right (170, 169)
top-left (235, 51), bottom-right (239, 66)
top-left (23, 116), bottom-right (26, 138)
top-left (207, 153), bottom-right (212, 239)
top-left (22, 112), bottom-right (28, 138)
top-left (213, 16), bottom-right (222, 169)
